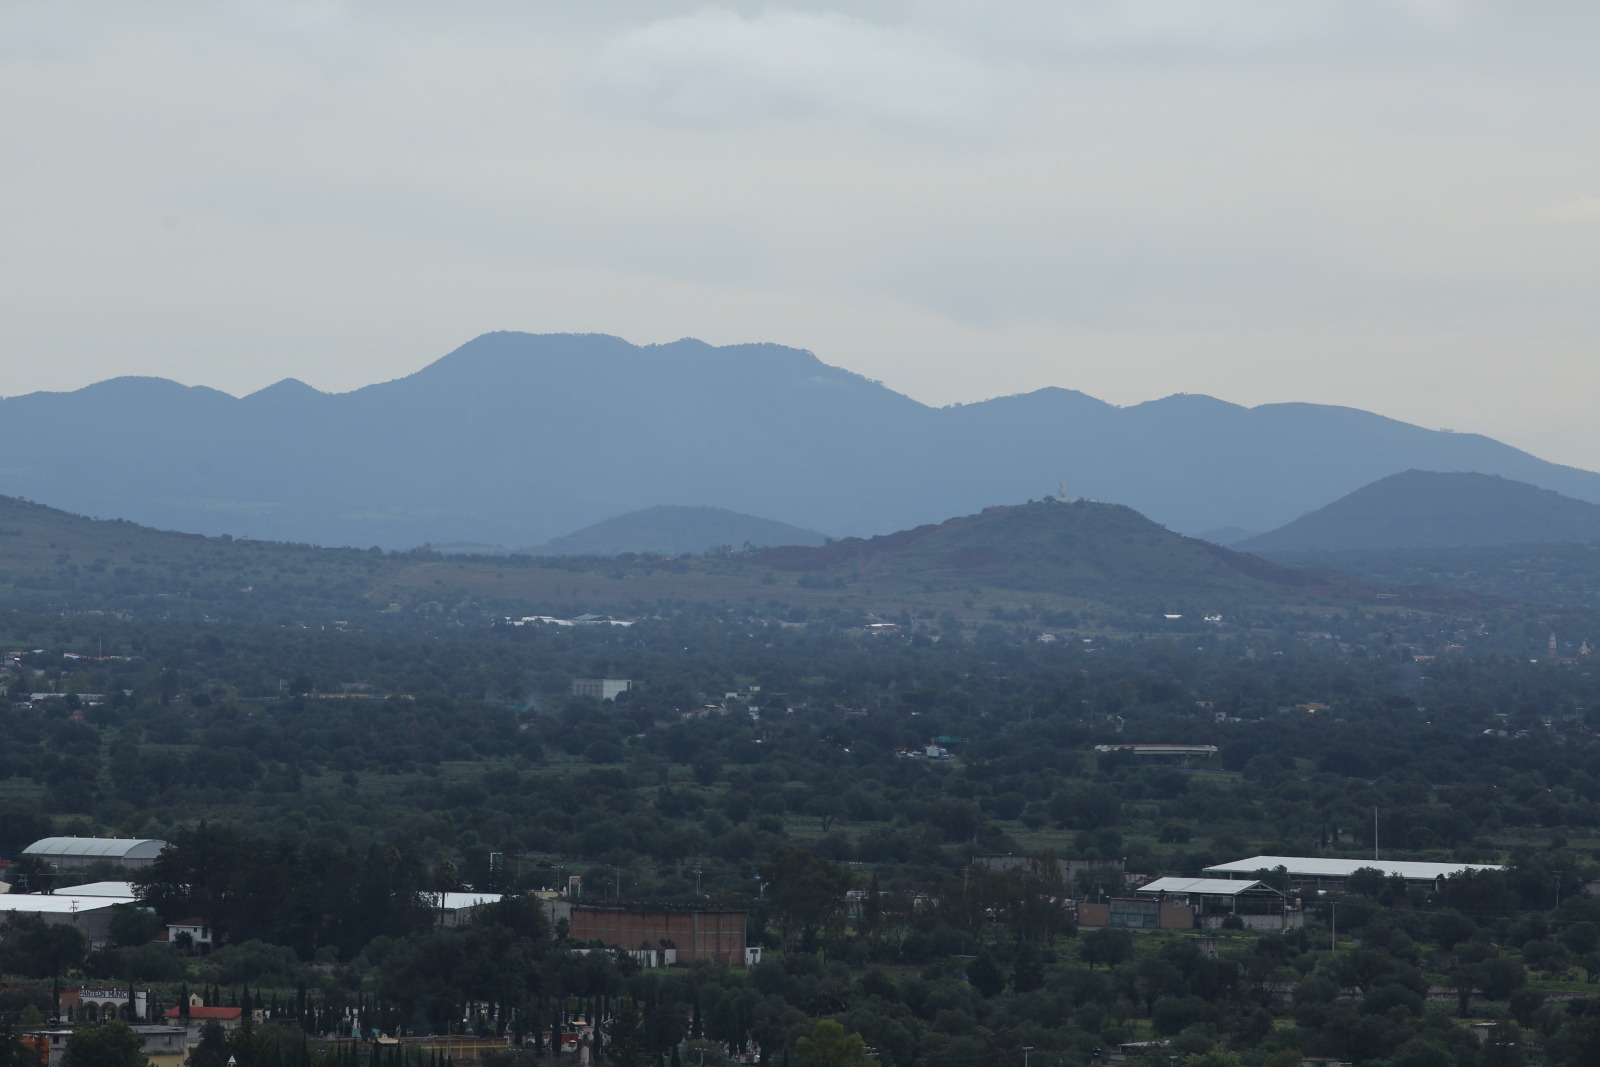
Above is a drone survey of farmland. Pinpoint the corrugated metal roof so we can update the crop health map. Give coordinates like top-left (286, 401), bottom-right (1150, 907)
top-left (1137, 877), bottom-right (1275, 896)
top-left (0, 895), bottom-right (136, 914)
top-left (21, 837), bottom-right (167, 860)
top-left (1202, 855), bottom-right (1502, 880)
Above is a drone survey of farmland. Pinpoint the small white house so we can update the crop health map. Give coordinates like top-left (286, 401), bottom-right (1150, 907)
top-left (166, 918), bottom-right (214, 955)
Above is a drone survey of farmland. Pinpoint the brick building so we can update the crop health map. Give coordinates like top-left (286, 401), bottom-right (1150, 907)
top-left (568, 903), bottom-right (746, 965)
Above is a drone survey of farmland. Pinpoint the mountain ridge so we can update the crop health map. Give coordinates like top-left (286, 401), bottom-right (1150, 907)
top-left (0, 490), bottom-right (1499, 624)
top-left (1239, 470), bottom-right (1600, 552)
top-left (1, 331), bottom-right (1596, 550)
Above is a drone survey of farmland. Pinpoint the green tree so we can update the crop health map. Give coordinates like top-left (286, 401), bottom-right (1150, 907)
top-left (61, 1021), bottom-right (147, 1067)
top-left (1080, 928), bottom-right (1134, 969)
top-left (1346, 867), bottom-right (1387, 898)
top-left (224, 1026), bottom-right (277, 1067)
top-left (6, 855), bottom-right (56, 895)
top-left (0, 916), bottom-right (87, 979)
top-left (1386, 1038), bottom-right (1455, 1067)
top-left (0, 1021), bottom-right (44, 1067)
top-left (1563, 922), bottom-right (1600, 957)
top-left (795, 1021), bottom-right (868, 1067)
top-left (109, 907), bottom-right (163, 949)
top-left (602, 1003), bottom-right (647, 1067)
top-left (1451, 964), bottom-right (1483, 1016)
top-left (1481, 956), bottom-right (1527, 1000)
top-left (759, 849), bottom-right (851, 951)
top-left (1183, 1053), bottom-right (1242, 1067)
top-left (184, 1021), bottom-right (230, 1067)
top-left (967, 951), bottom-right (1004, 998)
top-left (1011, 944), bottom-right (1045, 993)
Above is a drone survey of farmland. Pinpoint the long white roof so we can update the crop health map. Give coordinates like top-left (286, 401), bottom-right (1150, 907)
top-left (22, 837), bottom-right (168, 860)
top-left (1202, 855), bottom-right (1502, 880)
top-left (1138, 877), bottom-right (1277, 897)
top-left (427, 891), bottom-right (503, 910)
top-left (0, 894), bottom-right (136, 914)
top-left (53, 881), bottom-right (137, 897)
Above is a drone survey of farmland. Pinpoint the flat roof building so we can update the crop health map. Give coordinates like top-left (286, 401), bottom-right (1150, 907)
top-left (571, 679), bottom-right (633, 701)
top-left (1136, 877), bottom-right (1293, 931)
top-left (425, 891), bottom-right (504, 927)
top-left (53, 880), bottom-right (137, 898)
top-left (0, 893), bottom-right (139, 949)
top-left (1093, 744), bottom-right (1218, 765)
top-left (1077, 896), bottom-right (1194, 931)
top-left (1202, 855), bottom-right (1502, 892)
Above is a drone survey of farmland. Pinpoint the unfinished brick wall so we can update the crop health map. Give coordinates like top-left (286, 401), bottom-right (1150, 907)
top-left (568, 907), bottom-right (747, 964)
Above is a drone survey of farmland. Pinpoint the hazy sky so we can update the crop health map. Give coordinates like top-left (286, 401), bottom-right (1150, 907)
top-left (4, 1), bottom-right (1599, 467)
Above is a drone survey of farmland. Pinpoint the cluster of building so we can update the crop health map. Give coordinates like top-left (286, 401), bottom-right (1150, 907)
top-left (1542, 631), bottom-right (1593, 666)
top-left (0, 837), bottom-right (513, 952)
top-left (0, 838), bottom-right (171, 948)
top-left (1076, 855), bottom-right (1505, 932)
top-left (13, 991), bottom-right (248, 1067)
top-left (509, 615), bottom-right (634, 629)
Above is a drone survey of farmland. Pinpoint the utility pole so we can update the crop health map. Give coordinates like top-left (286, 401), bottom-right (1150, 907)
top-left (1330, 901), bottom-right (1337, 953)
top-left (1373, 807), bottom-right (1379, 861)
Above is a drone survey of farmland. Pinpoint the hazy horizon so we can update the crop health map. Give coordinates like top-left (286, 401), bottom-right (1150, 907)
top-left (4, 2), bottom-right (1598, 469)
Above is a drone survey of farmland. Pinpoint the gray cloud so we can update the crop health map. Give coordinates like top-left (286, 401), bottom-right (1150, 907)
top-left (0, 1), bottom-right (1597, 474)
top-left (0, 0), bottom-right (80, 59)
top-left (583, 7), bottom-right (1000, 129)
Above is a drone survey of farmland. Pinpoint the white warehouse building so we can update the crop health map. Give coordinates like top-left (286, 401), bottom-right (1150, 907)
top-left (21, 837), bottom-right (169, 872)
top-left (1202, 855), bottom-right (1503, 893)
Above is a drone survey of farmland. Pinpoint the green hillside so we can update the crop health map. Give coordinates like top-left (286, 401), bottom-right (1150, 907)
top-left (0, 493), bottom-right (401, 622)
top-left (1240, 469), bottom-right (1600, 552)
top-left (1263, 541), bottom-right (1600, 609)
top-left (522, 505), bottom-right (826, 556)
top-left (0, 493), bottom-right (1489, 628)
top-left (748, 499), bottom-right (1493, 616)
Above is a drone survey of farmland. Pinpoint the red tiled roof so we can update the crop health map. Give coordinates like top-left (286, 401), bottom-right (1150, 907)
top-left (164, 1007), bottom-right (242, 1020)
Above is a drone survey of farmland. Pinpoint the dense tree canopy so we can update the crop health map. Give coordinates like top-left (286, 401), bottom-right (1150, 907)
top-left (3, 585), bottom-right (1600, 1064)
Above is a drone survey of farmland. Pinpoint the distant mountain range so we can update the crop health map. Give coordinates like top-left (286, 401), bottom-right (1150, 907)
top-left (521, 505), bottom-right (826, 557)
top-left (3, 331), bottom-right (1597, 549)
top-left (0, 491), bottom-right (1494, 623)
top-left (1237, 470), bottom-right (1600, 552)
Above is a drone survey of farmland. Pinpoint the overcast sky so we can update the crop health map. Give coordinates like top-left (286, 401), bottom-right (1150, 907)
top-left (4, 1), bottom-right (1598, 467)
